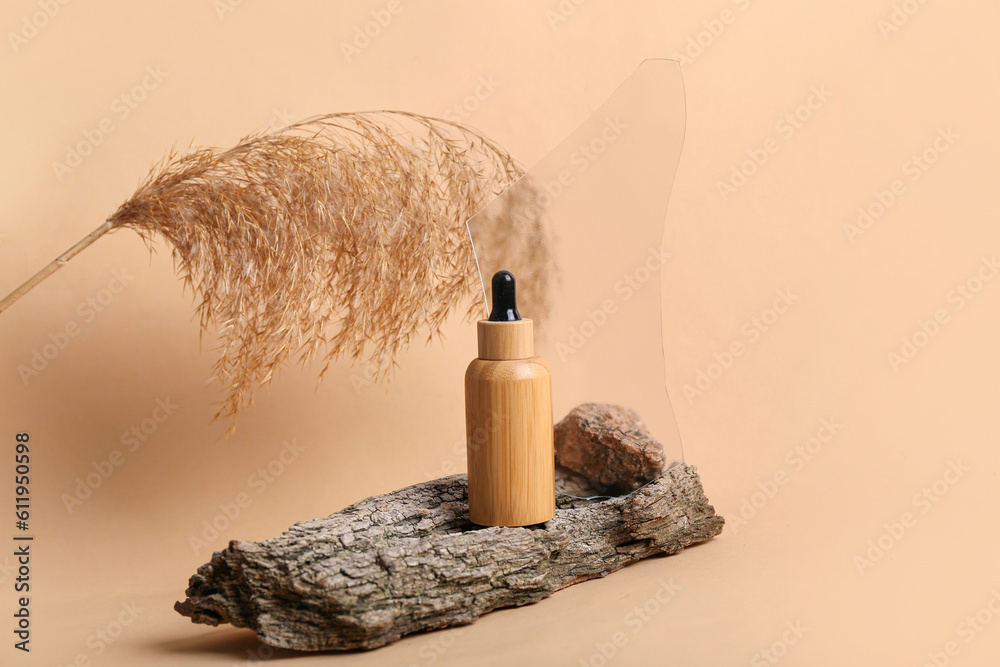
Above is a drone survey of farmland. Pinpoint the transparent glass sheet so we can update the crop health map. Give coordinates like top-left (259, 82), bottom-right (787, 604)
top-left (466, 59), bottom-right (687, 490)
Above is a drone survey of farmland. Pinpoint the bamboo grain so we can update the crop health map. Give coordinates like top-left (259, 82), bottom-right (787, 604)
top-left (466, 318), bottom-right (554, 526)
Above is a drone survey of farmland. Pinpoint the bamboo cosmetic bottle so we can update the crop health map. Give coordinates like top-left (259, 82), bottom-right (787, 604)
top-left (465, 270), bottom-right (555, 526)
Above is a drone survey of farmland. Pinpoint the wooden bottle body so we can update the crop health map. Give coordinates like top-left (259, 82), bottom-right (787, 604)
top-left (465, 355), bottom-right (555, 526)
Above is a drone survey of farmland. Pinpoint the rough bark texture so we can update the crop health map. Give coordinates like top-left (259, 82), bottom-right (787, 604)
top-left (175, 404), bottom-right (723, 651)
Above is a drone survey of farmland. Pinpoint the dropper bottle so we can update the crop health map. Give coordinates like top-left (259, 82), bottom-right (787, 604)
top-left (465, 270), bottom-right (555, 526)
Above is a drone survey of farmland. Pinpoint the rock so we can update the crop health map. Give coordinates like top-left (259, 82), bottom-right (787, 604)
top-left (554, 402), bottom-right (666, 494)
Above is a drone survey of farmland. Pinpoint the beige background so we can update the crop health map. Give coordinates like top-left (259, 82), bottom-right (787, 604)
top-left (1, 1), bottom-right (999, 665)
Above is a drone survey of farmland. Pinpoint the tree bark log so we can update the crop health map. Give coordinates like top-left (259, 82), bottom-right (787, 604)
top-left (175, 404), bottom-right (723, 651)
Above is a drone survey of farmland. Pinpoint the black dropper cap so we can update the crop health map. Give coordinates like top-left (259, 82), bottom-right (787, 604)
top-left (488, 270), bottom-right (521, 322)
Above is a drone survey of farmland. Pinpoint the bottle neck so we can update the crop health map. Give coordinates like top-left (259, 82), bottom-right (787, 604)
top-left (477, 319), bottom-right (533, 360)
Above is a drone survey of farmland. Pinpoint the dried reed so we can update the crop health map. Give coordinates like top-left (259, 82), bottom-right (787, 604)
top-left (2, 111), bottom-right (551, 432)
